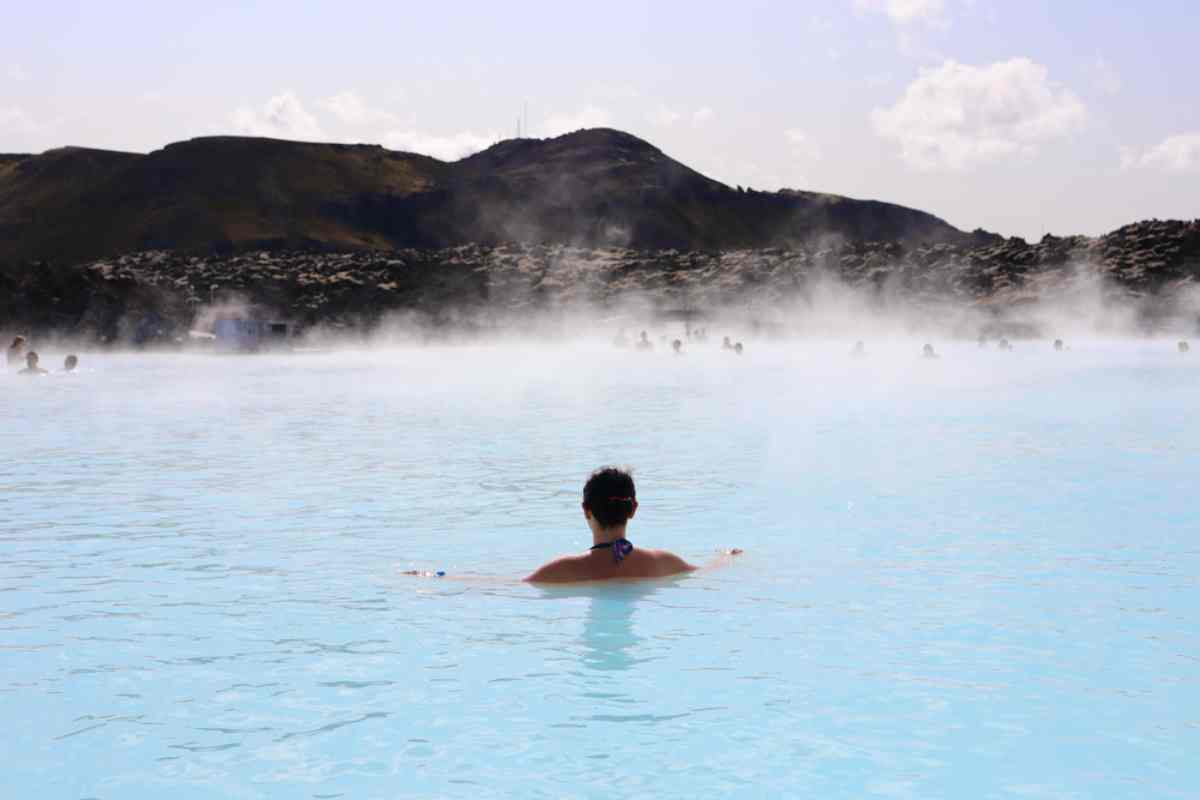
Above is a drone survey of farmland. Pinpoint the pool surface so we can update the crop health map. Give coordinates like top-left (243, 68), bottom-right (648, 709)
top-left (2, 341), bottom-right (1198, 798)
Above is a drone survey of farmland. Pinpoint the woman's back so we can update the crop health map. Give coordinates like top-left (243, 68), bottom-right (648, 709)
top-left (525, 546), bottom-right (695, 583)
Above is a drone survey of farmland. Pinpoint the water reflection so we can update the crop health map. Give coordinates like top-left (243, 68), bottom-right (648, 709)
top-left (539, 581), bottom-right (664, 672)
top-left (581, 583), bottom-right (661, 673)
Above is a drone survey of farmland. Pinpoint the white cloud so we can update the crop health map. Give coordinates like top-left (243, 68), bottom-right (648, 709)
top-left (872, 58), bottom-right (1086, 171)
top-left (785, 129), bottom-right (823, 161)
top-left (857, 0), bottom-right (949, 59)
top-left (589, 84), bottom-right (642, 100)
top-left (319, 90), bottom-right (402, 128)
top-left (1122, 133), bottom-right (1200, 173)
top-left (381, 129), bottom-right (497, 161)
top-left (855, 0), bottom-right (947, 26)
top-left (540, 106), bottom-right (613, 137)
top-left (1088, 56), bottom-right (1121, 96)
top-left (0, 106), bottom-right (38, 135)
top-left (231, 91), bottom-right (325, 141)
top-left (5, 65), bottom-right (29, 82)
top-left (226, 90), bottom-right (493, 160)
top-left (0, 106), bottom-right (42, 151)
top-left (648, 106), bottom-right (682, 127)
top-left (808, 15), bottom-right (835, 33)
top-left (649, 105), bottom-right (713, 128)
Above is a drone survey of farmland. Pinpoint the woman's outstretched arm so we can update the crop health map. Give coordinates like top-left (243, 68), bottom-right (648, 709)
top-left (697, 548), bottom-right (744, 571)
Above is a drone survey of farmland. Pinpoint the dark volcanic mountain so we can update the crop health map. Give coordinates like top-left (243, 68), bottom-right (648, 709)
top-left (0, 128), bottom-right (981, 264)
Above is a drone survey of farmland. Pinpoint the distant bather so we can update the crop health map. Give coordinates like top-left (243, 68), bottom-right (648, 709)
top-left (18, 351), bottom-right (48, 375)
top-left (6, 336), bottom-right (26, 368)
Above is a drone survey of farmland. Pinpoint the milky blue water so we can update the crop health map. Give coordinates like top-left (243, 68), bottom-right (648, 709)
top-left (2, 341), bottom-right (1198, 799)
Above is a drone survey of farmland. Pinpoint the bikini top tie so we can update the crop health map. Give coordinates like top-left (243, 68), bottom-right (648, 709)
top-left (590, 538), bottom-right (634, 565)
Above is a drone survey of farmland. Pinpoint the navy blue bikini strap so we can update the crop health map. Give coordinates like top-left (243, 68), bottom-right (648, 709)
top-left (590, 538), bottom-right (634, 564)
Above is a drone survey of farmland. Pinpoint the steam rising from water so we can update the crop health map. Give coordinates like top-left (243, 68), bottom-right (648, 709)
top-left (339, 259), bottom-right (1200, 348)
top-left (5, 253), bottom-right (1197, 355)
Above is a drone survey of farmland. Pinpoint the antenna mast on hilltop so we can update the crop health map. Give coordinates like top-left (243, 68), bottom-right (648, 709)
top-left (512, 101), bottom-right (531, 140)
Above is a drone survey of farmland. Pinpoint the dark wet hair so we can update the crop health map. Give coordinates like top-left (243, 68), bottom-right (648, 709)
top-left (583, 467), bottom-right (636, 529)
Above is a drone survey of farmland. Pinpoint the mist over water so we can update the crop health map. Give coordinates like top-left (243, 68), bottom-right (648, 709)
top-left (14, 241), bottom-right (1197, 354)
top-left (3, 338), bottom-right (1198, 798)
top-left (317, 266), bottom-right (1200, 346)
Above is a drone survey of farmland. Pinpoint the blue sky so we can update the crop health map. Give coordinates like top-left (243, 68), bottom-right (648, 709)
top-left (2, 0), bottom-right (1197, 239)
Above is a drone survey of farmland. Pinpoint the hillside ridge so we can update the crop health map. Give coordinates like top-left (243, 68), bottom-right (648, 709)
top-left (0, 128), bottom-right (981, 264)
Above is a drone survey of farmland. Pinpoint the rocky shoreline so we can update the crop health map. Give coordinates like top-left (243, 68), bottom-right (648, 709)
top-left (2, 219), bottom-right (1197, 344)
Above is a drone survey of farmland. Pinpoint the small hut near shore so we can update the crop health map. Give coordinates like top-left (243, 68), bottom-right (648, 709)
top-left (213, 316), bottom-right (290, 352)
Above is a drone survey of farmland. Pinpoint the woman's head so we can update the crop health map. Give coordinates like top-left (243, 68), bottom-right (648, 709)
top-left (582, 467), bottom-right (637, 530)
top-left (10, 336), bottom-right (25, 349)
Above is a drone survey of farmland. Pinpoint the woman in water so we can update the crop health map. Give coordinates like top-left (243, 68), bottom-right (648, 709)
top-left (524, 467), bottom-right (739, 583)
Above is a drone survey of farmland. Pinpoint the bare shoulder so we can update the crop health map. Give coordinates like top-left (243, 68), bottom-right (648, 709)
top-left (524, 555), bottom-right (588, 583)
top-left (640, 548), bottom-right (699, 576)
